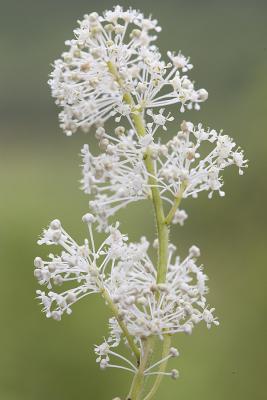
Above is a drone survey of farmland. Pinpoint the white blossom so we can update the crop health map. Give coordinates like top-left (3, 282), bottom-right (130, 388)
top-left (157, 122), bottom-right (248, 199)
top-left (81, 122), bottom-right (247, 229)
top-left (38, 5), bottom-right (248, 389)
top-left (104, 243), bottom-right (219, 338)
top-left (35, 216), bottom-right (218, 373)
top-left (81, 127), bottom-right (150, 231)
top-left (35, 218), bottom-right (129, 320)
top-left (48, 6), bottom-right (207, 136)
top-left (172, 209), bottom-right (188, 226)
top-left (147, 108), bottom-right (174, 131)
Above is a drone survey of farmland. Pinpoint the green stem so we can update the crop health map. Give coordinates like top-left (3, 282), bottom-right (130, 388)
top-left (97, 281), bottom-right (140, 361)
top-left (107, 61), bottom-right (169, 283)
top-left (164, 182), bottom-right (187, 226)
top-left (107, 61), bottom-right (172, 400)
top-left (143, 335), bottom-right (172, 400)
top-left (126, 338), bottom-right (153, 400)
top-left (144, 152), bottom-right (169, 284)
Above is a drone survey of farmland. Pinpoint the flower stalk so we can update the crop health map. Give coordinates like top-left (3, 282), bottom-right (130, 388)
top-left (126, 338), bottom-right (154, 400)
top-left (143, 335), bottom-right (172, 400)
top-left (165, 183), bottom-right (187, 226)
top-left (97, 281), bottom-right (141, 362)
top-left (124, 94), bottom-right (172, 398)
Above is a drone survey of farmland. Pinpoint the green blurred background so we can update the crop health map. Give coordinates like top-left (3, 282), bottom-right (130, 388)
top-left (0, 0), bottom-right (266, 399)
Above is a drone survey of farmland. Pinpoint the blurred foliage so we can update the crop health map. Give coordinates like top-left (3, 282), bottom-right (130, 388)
top-left (0, 0), bottom-right (266, 399)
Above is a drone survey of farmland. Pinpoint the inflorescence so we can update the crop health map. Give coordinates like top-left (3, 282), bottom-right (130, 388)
top-left (35, 5), bottom-right (247, 397)
top-left (48, 6), bottom-right (207, 136)
top-left (36, 217), bottom-right (218, 374)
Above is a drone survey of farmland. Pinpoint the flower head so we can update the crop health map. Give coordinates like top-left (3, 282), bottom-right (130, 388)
top-left (49, 6), bottom-right (207, 135)
top-left (35, 217), bottom-right (146, 320)
top-left (81, 122), bottom-right (247, 229)
top-left (35, 217), bottom-right (218, 337)
top-left (105, 243), bottom-right (219, 338)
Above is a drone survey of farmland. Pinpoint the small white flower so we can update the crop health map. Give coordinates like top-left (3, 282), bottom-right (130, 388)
top-left (167, 51), bottom-right (193, 72)
top-left (147, 108), bottom-right (174, 131)
top-left (172, 209), bottom-right (188, 226)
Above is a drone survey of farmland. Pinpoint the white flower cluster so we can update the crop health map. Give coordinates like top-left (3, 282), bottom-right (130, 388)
top-left (39, 5), bottom-right (247, 390)
top-left (157, 121), bottom-right (247, 199)
top-left (35, 216), bottom-right (218, 372)
top-left (48, 5), bottom-right (207, 136)
top-left (35, 216), bottom-right (128, 320)
top-left (81, 121), bottom-right (247, 230)
top-left (105, 242), bottom-right (219, 338)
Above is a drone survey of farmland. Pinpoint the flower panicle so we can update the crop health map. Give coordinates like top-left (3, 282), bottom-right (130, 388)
top-left (35, 5), bottom-right (248, 393)
top-left (35, 216), bottom-right (218, 352)
top-left (80, 122), bottom-right (247, 230)
top-left (48, 6), bottom-right (207, 136)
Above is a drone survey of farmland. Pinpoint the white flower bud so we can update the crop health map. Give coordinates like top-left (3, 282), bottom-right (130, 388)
top-left (34, 257), bottom-right (43, 268)
top-left (52, 229), bottom-right (62, 242)
top-left (51, 311), bottom-right (62, 321)
top-left (183, 324), bottom-right (192, 335)
top-left (189, 245), bottom-right (201, 258)
top-left (50, 219), bottom-right (61, 230)
top-left (99, 138), bottom-right (109, 151)
top-left (171, 369), bottom-right (179, 379)
top-left (34, 269), bottom-right (43, 280)
top-left (95, 127), bottom-right (105, 139)
top-left (100, 359), bottom-right (108, 369)
top-left (197, 88), bottom-right (208, 101)
top-left (66, 292), bottom-right (77, 304)
top-left (169, 347), bottom-right (179, 357)
top-left (115, 126), bottom-right (125, 136)
top-left (82, 213), bottom-right (96, 224)
top-left (48, 263), bottom-right (57, 273)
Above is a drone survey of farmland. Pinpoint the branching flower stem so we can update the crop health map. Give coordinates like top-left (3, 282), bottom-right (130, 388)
top-left (127, 337), bottom-right (154, 400)
top-left (164, 182), bottom-right (187, 226)
top-left (107, 61), bottom-right (175, 399)
top-left (96, 278), bottom-right (141, 362)
top-left (143, 335), bottom-right (172, 400)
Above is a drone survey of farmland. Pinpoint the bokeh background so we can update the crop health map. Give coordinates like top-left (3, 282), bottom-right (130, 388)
top-left (1, 0), bottom-right (266, 399)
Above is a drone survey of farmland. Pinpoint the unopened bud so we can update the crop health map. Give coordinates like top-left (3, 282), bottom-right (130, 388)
top-left (50, 219), bottom-right (61, 230)
top-left (189, 245), bottom-right (200, 258)
top-left (66, 292), bottom-right (76, 304)
top-left (82, 213), bottom-right (95, 224)
top-left (34, 257), bottom-right (43, 268)
top-left (169, 347), bottom-right (179, 357)
top-left (115, 126), bottom-right (125, 136)
top-left (171, 369), bottom-right (179, 379)
top-left (197, 88), bottom-right (208, 101)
